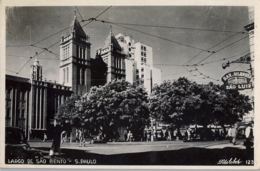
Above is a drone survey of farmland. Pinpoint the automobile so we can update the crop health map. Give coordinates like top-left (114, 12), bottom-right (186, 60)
top-left (5, 127), bottom-right (43, 163)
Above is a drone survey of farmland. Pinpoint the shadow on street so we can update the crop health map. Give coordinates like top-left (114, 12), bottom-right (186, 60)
top-left (34, 146), bottom-right (254, 165)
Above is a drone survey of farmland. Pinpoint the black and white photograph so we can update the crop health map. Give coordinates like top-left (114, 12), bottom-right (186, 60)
top-left (2, 1), bottom-right (258, 168)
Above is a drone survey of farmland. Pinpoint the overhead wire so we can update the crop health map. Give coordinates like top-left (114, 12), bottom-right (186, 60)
top-left (195, 35), bottom-right (249, 65)
top-left (94, 20), bottom-right (244, 34)
top-left (75, 6), bottom-right (84, 22)
top-left (12, 6), bottom-right (112, 75)
top-left (183, 32), bottom-right (241, 65)
top-left (96, 19), bottom-right (213, 52)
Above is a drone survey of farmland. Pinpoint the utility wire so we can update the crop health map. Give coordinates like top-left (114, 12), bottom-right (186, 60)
top-left (94, 6), bottom-right (112, 18)
top-left (14, 6), bottom-right (112, 75)
top-left (75, 6), bottom-right (84, 21)
top-left (195, 35), bottom-right (249, 65)
top-left (163, 69), bottom-right (197, 77)
top-left (95, 20), bottom-right (245, 34)
top-left (199, 50), bottom-right (250, 66)
top-left (97, 20), bottom-right (213, 52)
top-left (184, 32), bottom-right (241, 65)
top-left (16, 57), bottom-right (33, 75)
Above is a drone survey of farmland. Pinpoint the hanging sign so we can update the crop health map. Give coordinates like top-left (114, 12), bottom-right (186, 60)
top-left (222, 71), bottom-right (252, 90)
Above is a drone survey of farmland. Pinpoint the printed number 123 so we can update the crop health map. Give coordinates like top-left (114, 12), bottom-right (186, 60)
top-left (246, 160), bottom-right (254, 165)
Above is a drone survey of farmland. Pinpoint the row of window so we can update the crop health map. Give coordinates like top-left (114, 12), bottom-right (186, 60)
top-left (77, 45), bottom-right (86, 59)
top-left (141, 57), bottom-right (147, 63)
top-left (62, 45), bottom-right (70, 59)
top-left (141, 51), bottom-right (146, 57)
top-left (141, 45), bottom-right (146, 51)
top-left (114, 57), bottom-right (123, 69)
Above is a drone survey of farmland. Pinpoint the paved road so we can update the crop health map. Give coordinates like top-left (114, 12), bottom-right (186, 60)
top-left (29, 139), bottom-right (245, 155)
top-left (27, 139), bottom-right (253, 165)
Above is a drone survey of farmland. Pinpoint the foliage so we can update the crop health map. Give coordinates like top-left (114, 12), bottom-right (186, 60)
top-left (81, 80), bottom-right (149, 137)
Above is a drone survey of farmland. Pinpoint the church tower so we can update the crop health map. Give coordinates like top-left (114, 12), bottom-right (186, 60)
top-left (96, 28), bottom-right (126, 82)
top-left (31, 54), bottom-right (42, 81)
top-left (59, 16), bottom-right (91, 96)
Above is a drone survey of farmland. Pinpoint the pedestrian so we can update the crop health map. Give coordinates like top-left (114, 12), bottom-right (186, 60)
top-left (245, 123), bottom-right (252, 141)
top-left (167, 129), bottom-right (172, 141)
top-left (231, 124), bottom-right (238, 145)
top-left (227, 126), bottom-right (232, 143)
top-left (78, 129), bottom-right (84, 147)
top-left (49, 120), bottom-right (63, 156)
top-left (43, 133), bottom-right (47, 142)
top-left (127, 130), bottom-right (133, 142)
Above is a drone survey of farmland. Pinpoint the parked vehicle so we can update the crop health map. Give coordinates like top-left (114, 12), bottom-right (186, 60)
top-left (5, 127), bottom-right (43, 162)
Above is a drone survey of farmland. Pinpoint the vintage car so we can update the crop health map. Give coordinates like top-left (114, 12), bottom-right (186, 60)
top-left (5, 127), bottom-right (43, 163)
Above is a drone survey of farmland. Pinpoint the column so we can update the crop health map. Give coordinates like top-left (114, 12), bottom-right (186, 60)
top-left (84, 68), bottom-right (88, 86)
top-left (29, 84), bottom-right (35, 139)
top-left (43, 87), bottom-right (47, 129)
top-left (13, 88), bottom-right (17, 126)
top-left (80, 68), bottom-right (82, 85)
top-left (35, 87), bottom-right (38, 129)
top-left (39, 88), bottom-right (42, 129)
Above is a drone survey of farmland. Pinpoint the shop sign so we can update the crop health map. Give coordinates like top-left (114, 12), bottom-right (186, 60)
top-left (222, 71), bottom-right (252, 90)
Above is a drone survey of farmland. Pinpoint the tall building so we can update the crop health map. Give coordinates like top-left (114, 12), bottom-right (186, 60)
top-left (116, 34), bottom-right (162, 95)
top-left (59, 16), bottom-right (91, 96)
top-left (96, 30), bottom-right (126, 82)
top-left (5, 16), bottom-right (162, 140)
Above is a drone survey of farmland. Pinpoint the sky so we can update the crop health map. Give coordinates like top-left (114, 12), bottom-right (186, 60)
top-left (5, 6), bottom-right (253, 96)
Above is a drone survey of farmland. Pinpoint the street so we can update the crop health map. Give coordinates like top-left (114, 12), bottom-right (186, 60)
top-left (28, 139), bottom-right (254, 165)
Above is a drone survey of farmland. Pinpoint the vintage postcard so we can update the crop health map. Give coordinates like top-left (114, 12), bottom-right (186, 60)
top-left (1, 0), bottom-right (259, 169)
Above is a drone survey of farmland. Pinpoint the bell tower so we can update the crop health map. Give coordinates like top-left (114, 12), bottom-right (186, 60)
top-left (31, 53), bottom-right (43, 81)
top-left (59, 16), bottom-right (91, 96)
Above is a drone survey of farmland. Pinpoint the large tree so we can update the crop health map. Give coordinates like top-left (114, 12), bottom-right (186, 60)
top-left (150, 77), bottom-right (195, 135)
top-left (81, 80), bottom-right (149, 140)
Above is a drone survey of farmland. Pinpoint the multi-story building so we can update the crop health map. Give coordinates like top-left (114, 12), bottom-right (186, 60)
top-left (116, 34), bottom-right (162, 95)
top-left (5, 16), bottom-right (161, 140)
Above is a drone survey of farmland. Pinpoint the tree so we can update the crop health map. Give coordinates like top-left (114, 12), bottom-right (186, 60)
top-left (81, 80), bottom-right (149, 140)
top-left (150, 77), bottom-right (195, 136)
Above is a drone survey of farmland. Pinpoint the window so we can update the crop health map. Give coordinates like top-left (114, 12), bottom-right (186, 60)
top-left (141, 68), bottom-right (144, 72)
top-left (141, 45), bottom-right (144, 50)
top-left (141, 52), bottom-right (144, 56)
top-left (66, 67), bottom-right (69, 83)
top-left (144, 52), bottom-right (146, 57)
top-left (144, 46), bottom-right (146, 51)
top-left (136, 69), bottom-right (139, 73)
top-left (136, 75), bottom-right (139, 79)
top-left (63, 68), bottom-right (66, 83)
top-left (129, 48), bottom-right (131, 51)
top-left (144, 58), bottom-right (147, 63)
top-left (128, 42), bottom-right (131, 46)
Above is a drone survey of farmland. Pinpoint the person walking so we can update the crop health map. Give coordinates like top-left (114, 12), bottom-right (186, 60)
top-left (49, 120), bottom-right (63, 156)
top-left (231, 124), bottom-right (238, 145)
top-left (43, 133), bottom-right (47, 142)
top-left (127, 130), bottom-right (133, 142)
top-left (227, 126), bottom-right (232, 143)
top-left (78, 129), bottom-right (84, 147)
top-left (245, 123), bottom-right (252, 141)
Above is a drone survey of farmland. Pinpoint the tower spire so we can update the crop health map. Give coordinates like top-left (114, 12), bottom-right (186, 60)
top-left (34, 52), bottom-right (39, 65)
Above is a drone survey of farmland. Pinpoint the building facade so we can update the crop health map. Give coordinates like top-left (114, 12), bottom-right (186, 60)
top-left (5, 16), bottom-right (161, 140)
top-left (115, 34), bottom-right (162, 95)
top-left (6, 57), bottom-right (72, 140)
